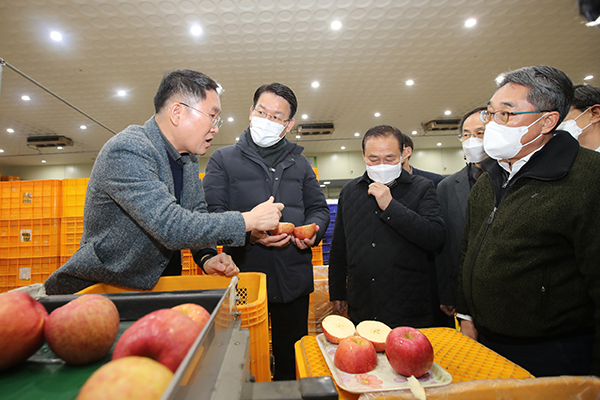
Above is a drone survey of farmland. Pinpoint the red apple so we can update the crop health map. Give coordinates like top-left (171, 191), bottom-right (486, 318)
top-left (77, 356), bottom-right (173, 400)
top-left (385, 326), bottom-right (434, 378)
top-left (172, 303), bottom-right (211, 330)
top-left (293, 223), bottom-right (317, 240)
top-left (45, 294), bottom-right (119, 365)
top-left (269, 222), bottom-right (295, 235)
top-left (356, 320), bottom-right (391, 352)
top-left (321, 315), bottom-right (356, 344)
top-left (112, 309), bottom-right (201, 372)
top-left (0, 291), bottom-right (48, 371)
top-left (334, 335), bottom-right (377, 374)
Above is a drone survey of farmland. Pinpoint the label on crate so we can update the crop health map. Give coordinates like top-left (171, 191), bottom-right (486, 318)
top-left (21, 192), bottom-right (33, 204)
top-left (19, 267), bottom-right (31, 281)
top-left (20, 229), bottom-right (32, 243)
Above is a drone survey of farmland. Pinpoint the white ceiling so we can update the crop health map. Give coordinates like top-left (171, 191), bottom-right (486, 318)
top-left (0, 0), bottom-right (598, 167)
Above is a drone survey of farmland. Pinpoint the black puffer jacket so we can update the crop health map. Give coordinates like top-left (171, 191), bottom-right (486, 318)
top-left (203, 131), bottom-right (330, 303)
top-left (329, 170), bottom-right (445, 328)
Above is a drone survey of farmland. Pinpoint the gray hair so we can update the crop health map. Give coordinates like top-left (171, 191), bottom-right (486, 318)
top-left (496, 65), bottom-right (574, 126)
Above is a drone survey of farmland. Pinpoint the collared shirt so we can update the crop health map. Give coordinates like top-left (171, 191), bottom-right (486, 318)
top-left (498, 146), bottom-right (545, 182)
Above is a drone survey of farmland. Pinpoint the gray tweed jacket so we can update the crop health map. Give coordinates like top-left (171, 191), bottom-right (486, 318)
top-left (45, 117), bottom-right (246, 294)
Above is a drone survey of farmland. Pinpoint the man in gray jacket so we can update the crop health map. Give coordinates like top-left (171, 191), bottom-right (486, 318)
top-left (45, 69), bottom-right (283, 295)
top-left (203, 83), bottom-right (330, 380)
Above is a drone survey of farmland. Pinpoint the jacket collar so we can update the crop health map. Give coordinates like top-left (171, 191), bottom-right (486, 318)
top-left (481, 130), bottom-right (579, 184)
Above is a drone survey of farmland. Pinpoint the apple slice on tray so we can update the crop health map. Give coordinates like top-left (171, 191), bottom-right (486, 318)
top-left (321, 315), bottom-right (356, 344)
top-left (356, 320), bottom-right (391, 352)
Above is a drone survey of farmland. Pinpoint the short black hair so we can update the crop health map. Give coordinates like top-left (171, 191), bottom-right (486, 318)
top-left (572, 84), bottom-right (600, 111)
top-left (253, 83), bottom-right (298, 119)
top-left (459, 106), bottom-right (488, 134)
top-left (362, 125), bottom-right (405, 153)
top-left (496, 65), bottom-right (574, 126)
top-left (153, 69), bottom-right (220, 114)
top-left (579, 0), bottom-right (600, 23)
top-left (402, 131), bottom-right (413, 150)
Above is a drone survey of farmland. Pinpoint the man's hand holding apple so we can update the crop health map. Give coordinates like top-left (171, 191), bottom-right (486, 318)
top-left (242, 196), bottom-right (284, 232)
top-left (203, 253), bottom-right (239, 277)
top-left (290, 224), bottom-right (319, 249)
top-left (250, 230), bottom-right (291, 247)
top-left (368, 182), bottom-right (393, 210)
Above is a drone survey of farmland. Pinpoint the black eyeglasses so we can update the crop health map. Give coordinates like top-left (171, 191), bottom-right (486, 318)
top-left (179, 102), bottom-right (223, 128)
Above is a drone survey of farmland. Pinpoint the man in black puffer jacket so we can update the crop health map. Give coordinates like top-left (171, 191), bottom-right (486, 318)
top-left (329, 125), bottom-right (445, 328)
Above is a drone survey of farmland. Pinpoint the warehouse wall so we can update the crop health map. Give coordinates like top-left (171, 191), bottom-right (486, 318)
top-left (0, 148), bottom-right (467, 181)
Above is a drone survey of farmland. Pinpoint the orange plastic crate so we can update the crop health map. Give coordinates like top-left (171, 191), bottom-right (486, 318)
top-left (77, 273), bottom-right (271, 382)
top-left (60, 216), bottom-right (84, 257)
top-left (0, 218), bottom-right (61, 258)
top-left (62, 178), bottom-right (89, 217)
top-left (0, 256), bottom-right (62, 293)
top-left (0, 180), bottom-right (62, 220)
top-left (311, 245), bottom-right (323, 266)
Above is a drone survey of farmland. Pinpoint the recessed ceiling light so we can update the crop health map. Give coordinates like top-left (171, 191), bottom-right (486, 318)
top-left (324, 181), bottom-right (331, 185)
top-left (354, 132), bottom-right (360, 137)
top-left (0, 149), bottom-right (4, 153)
top-left (7, 128), bottom-right (14, 133)
top-left (80, 125), bottom-right (87, 130)
top-left (41, 160), bottom-right (47, 163)
top-left (296, 135), bottom-right (301, 139)
top-left (341, 146), bottom-right (346, 150)
top-left (235, 137), bottom-right (239, 141)
top-left (374, 112), bottom-right (381, 117)
top-left (302, 114), bottom-right (308, 119)
top-left (21, 95), bottom-right (31, 101)
top-left (117, 90), bottom-right (127, 97)
top-left (465, 18), bottom-right (477, 28)
top-left (330, 20), bottom-right (342, 30)
top-left (227, 117), bottom-right (234, 122)
top-left (57, 146), bottom-right (63, 150)
top-left (311, 81), bottom-right (320, 88)
top-left (437, 142), bottom-right (442, 147)
top-left (412, 130), bottom-right (418, 135)
top-left (584, 75), bottom-right (594, 80)
top-left (406, 79), bottom-right (414, 86)
top-left (444, 110), bottom-right (452, 115)
top-left (50, 31), bottom-right (63, 41)
top-left (190, 25), bottom-right (203, 36)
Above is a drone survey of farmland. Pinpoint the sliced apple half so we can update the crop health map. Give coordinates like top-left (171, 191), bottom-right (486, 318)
top-left (356, 320), bottom-right (392, 352)
top-left (321, 315), bottom-right (356, 344)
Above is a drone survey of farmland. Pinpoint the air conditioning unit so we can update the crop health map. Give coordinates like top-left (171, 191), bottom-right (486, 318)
top-left (27, 135), bottom-right (74, 149)
top-left (422, 119), bottom-right (460, 132)
top-left (298, 123), bottom-right (335, 135)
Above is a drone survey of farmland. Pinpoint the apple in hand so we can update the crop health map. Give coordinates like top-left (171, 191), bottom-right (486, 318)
top-left (356, 320), bottom-right (391, 352)
top-left (270, 222), bottom-right (295, 235)
top-left (45, 294), bottom-right (119, 365)
top-left (112, 309), bottom-right (201, 372)
top-left (293, 223), bottom-right (317, 240)
top-left (172, 303), bottom-right (211, 330)
top-left (385, 326), bottom-right (434, 378)
top-left (0, 291), bottom-right (48, 371)
top-left (334, 335), bottom-right (377, 374)
top-left (77, 356), bottom-right (173, 400)
top-left (322, 315), bottom-right (356, 344)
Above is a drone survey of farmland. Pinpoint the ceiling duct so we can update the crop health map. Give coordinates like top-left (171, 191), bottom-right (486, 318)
top-left (27, 135), bottom-right (74, 149)
top-left (298, 123), bottom-right (335, 135)
top-left (422, 119), bottom-right (461, 132)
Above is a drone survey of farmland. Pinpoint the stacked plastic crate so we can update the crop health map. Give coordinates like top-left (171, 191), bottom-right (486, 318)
top-left (60, 179), bottom-right (88, 267)
top-left (321, 200), bottom-right (337, 265)
top-left (0, 180), bottom-right (63, 293)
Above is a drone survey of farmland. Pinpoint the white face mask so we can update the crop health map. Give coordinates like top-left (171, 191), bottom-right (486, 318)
top-left (557, 107), bottom-right (592, 139)
top-left (250, 116), bottom-right (287, 147)
top-left (483, 113), bottom-right (547, 160)
top-left (462, 137), bottom-right (488, 163)
top-left (366, 162), bottom-right (402, 185)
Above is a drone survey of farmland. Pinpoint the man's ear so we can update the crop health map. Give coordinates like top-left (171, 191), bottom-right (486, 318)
top-left (283, 118), bottom-right (296, 136)
top-left (542, 111), bottom-right (560, 134)
top-left (169, 102), bottom-right (183, 127)
top-left (402, 146), bottom-right (413, 159)
top-left (589, 104), bottom-right (600, 124)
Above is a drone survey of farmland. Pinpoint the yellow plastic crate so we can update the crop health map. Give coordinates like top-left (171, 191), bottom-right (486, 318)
top-left (181, 247), bottom-right (224, 275)
top-left (0, 180), bottom-right (62, 220)
top-left (62, 178), bottom-right (89, 217)
top-left (60, 216), bottom-right (84, 257)
top-left (0, 218), bottom-right (61, 258)
top-left (77, 273), bottom-right (271, 382)
top-left (0, 255), bottom-right (62, 293)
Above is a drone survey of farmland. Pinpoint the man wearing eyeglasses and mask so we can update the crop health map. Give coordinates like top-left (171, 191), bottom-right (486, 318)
top-left (435, 106), bottom-right (488, 325)
top-left (456, 65), bottom-right (600, 377)
top-left (45, 69), bottom-right (284, 295)
top-left (557, 84), bottom-right (600, 151)
top-left (203, 83), bottom-right (330, 381)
